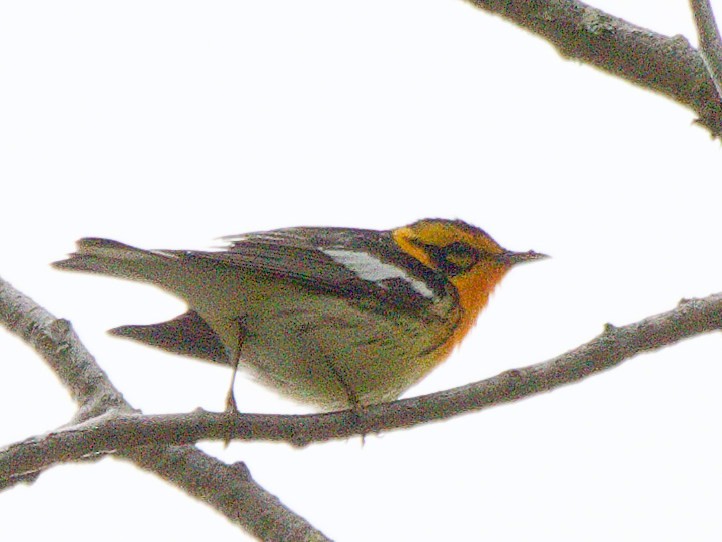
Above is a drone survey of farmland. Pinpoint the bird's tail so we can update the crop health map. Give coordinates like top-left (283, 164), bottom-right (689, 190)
top-left (52, 238), bottom-right (172, 283)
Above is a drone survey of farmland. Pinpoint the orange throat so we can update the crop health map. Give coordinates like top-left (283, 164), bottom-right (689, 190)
top-left (438, 264), bottom-right (511, 360)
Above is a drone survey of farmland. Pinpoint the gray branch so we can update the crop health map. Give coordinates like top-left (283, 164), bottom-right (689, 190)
top-left (0, 276), bottom-right (331, 542)
top-left (464, 0), bottom-right (722, 136)
top-left (690, 0), bottom-right (722, 99)
top-left (3, 276), bottom-right (721, 483)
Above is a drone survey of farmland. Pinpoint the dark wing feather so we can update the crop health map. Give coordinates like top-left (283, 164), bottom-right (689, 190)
top-left (167, 226), bottom-right (449, 317)
top-left (109, 310), bottom-right (229, 364)
top-left (213, 227), bottom-right (368, 288)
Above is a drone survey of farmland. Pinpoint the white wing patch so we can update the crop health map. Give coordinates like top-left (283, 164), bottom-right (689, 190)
top-left (321, 249), bottom-right (435, 299)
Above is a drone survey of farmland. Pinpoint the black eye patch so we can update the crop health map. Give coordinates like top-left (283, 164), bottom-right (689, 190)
top-left (425, 241), bottom-right (481, 276)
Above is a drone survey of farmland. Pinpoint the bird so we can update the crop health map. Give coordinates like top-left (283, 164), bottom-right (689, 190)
top-left (53, 218), bottom-right (546, 411)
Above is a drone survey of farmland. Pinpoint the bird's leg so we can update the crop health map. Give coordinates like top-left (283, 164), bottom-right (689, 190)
top-left (224, 317), bottom-right (247, 414)
top-left (224, 359), bottom-right (240, 413)
top-left (323, 358), bottom-right (367, 443)
top-left (323, 358), bottom-right (359, 411)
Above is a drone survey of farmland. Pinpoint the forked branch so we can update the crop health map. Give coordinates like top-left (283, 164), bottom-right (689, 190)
top-left (0, 276), bottom-right (331, 542)
top-left (465, 0), bottom-right (722, 136)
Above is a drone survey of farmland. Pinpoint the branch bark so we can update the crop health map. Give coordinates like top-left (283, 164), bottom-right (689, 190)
top-left (0, 276), bottom-right (331, 542)
top-left (3, 276), bottom-right (722, 485)
top-left (690, 0), bottom-right (722, 99)
top-left (464, 0), bottom-right (722, 136)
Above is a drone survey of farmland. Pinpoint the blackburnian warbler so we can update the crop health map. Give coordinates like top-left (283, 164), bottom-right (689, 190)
top-left (53, 219), bottom-right (546, 410)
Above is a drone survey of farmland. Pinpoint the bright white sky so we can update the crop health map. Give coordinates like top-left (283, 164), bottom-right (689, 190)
top-left (2, 1), bottom-right (722, 540)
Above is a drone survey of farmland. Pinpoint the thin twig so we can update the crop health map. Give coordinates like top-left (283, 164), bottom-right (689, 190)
top-left (0, 276), bottom-right (332, 542)
top-left (464, 0), bottom-right (722, 136)
top-left (3, 292), bottom-right (721, 482)
top-left (690, 0), bottom-right (722, 99)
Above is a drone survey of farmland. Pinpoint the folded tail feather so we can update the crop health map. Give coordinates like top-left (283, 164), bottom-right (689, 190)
top-left (109, 310), bottom-right (230, 365)
top-left (52, 238), bottom-right (171, 282)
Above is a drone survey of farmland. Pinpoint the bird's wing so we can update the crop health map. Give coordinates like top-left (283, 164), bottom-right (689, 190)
top-left (168, 226), bottom-right (450, 318)
top-left (53, 228), bottom-right (461, 365)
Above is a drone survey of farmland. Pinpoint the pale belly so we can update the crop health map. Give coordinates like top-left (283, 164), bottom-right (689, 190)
top-left (169, 264), bottom-right (458, 409)
top-left (238, 290), bottom-right (456, 409)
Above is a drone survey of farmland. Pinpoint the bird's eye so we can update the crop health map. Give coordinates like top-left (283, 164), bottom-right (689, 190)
top-left (429, 241), bottom-right (480, 276)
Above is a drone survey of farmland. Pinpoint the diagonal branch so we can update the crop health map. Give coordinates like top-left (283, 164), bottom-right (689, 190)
top-left (464, 0), bottom-right (722, 136)
top-left (690, 0), bottom-right (722, 99)
top-left (3, 290), bottom-right (722, 482)
top-left (0, 276), bottom-right (332, 542)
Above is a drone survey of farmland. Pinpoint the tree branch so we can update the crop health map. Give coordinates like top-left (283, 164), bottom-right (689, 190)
top-left (125, 445), bottom-right (331, 542)
top-left (0, 276), bottom-right (332, 542)
top-left (690, 0), bottom-right (722, 99)
top-left (3, 289), bottom-right (722, 483)
top-left (464, 0), bottom-right (722, 136)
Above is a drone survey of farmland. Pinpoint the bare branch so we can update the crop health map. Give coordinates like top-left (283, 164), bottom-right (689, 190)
top-left (464, 0), bottom-right (722, 136)
top-left (125, 446), bottom-right (332, 542)
top-left (4, 292), bottom-right (721, 481)
top-left (0, 276), bottom-right (332, 541)
top-left (690, 0), bottom-right (722, 99)
top-left (0, 276), bottom-right (128, 416)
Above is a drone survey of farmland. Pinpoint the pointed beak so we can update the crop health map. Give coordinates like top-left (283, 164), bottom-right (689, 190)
top-left (498, 250), bottom-right (549, 266)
